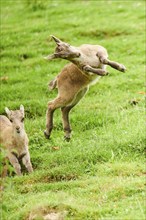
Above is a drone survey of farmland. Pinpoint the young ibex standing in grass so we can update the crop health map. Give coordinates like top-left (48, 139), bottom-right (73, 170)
top-left (0, 105), bottom-right (33, 176)
top-left (44, 36), bottom-right (126, 140)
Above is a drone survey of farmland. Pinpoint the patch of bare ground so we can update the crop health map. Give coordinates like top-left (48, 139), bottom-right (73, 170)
top-left (27, 207), bottom-right (67, 220)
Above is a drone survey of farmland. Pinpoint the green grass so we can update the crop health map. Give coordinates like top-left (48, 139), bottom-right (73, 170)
top-left (0, 0), bottom-right (145, 219)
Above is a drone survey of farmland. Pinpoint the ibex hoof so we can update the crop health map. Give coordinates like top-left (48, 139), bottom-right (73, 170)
top-left (44, 130), bottom-right (50, 139)
top-left (119, 65), bottom-right (126, 72)
top-left (64, 136), bottom-right (71, 142)
top-left (105, 71), bottom-right (109, 76)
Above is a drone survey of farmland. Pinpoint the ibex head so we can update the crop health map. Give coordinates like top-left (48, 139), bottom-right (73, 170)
top-left (5, 105), bottom-right (25, 135)
top-left (44, 35), bottom-right (80, 61)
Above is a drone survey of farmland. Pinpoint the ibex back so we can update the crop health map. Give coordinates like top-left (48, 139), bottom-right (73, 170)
top-left (44, 36), bottom-right (126, 140)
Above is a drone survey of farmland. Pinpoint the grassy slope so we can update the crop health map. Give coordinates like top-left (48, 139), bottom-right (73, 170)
top-left (0, 0), bottom-right (145, 219)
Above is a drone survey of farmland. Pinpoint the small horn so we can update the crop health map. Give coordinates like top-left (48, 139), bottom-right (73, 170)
top-left (50, 35), bottom-right (62, 44)
top-left (5, 107), bottom-right (12, 118)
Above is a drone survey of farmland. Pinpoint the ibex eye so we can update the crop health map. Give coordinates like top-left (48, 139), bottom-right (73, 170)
top-left (10, 119), bottom-right (13, 123)
top-left (21, 118), bottom-right (24, 122)
top-left (57, 47), bottom-right (62, 52)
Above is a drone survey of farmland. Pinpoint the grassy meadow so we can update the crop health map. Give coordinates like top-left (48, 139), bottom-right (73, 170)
top-left (0, 0), bottom-right (145, 219)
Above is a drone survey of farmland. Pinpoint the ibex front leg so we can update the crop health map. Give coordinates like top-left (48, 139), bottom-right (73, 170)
top-left (8, 152), bottom-right (21, 176)
top-left (97, 52), bottom-right (126, 72)
top-left (22, 152), bottom-right (33, 173)
top-left (83, 65), bottom-right (109, 76)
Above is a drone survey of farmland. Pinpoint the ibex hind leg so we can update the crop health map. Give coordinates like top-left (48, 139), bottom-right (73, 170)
top-left (61, 105), bottom-right (74, 141)
top-left (61, 87), bottom-right (88, 141)
top-left (96, 52), bottom-right (126, 72)
top-left (44, 96), bottom-right (73, 139)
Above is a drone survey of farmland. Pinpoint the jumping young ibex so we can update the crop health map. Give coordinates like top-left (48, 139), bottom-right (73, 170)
top-left (0, 105), bottom-right (33, 176)
top-left (44, 36), bottom-right (126, 140)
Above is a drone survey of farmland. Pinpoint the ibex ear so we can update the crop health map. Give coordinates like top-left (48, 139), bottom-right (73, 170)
top-left (20, 104), bottom-right (24, 116)
top-left (5, 107), bottom-right (11, 117)
top-left (51, 35), bottom-right (62, 45)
